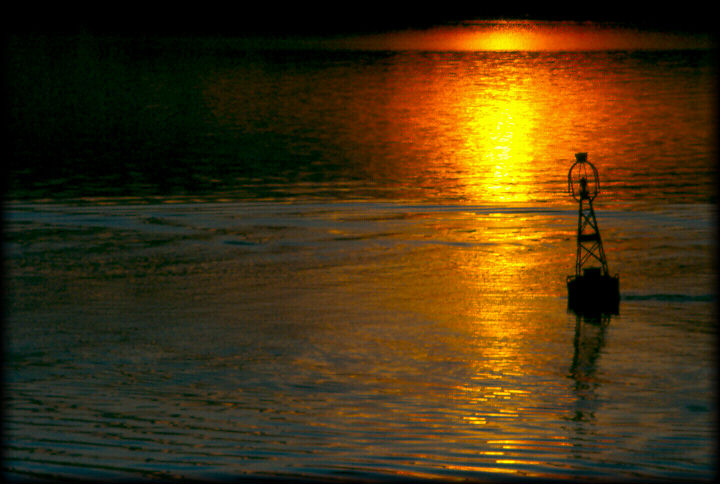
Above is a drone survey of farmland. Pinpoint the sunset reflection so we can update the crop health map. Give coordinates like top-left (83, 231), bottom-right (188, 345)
top-left (460, 82), bottom-right (537, 204)
top-left (201, 32), bottom-right (713, 206)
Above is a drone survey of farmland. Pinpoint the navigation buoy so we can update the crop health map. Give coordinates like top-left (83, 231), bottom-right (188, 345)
top-left (567, 153), bottom-right (620, 314)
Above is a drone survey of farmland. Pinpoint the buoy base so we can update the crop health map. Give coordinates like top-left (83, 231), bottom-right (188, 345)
top-left (567, 268), bottom-right (620, 315)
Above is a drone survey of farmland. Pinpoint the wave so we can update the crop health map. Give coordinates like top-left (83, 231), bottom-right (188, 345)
top-left (622, 293), bottom-right (714, 302)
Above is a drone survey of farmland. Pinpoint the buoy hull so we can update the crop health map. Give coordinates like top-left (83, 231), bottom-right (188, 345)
top-left (567, 272), bottom-right (620, 314)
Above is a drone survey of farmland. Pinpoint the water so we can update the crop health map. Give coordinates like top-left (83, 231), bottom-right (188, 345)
top-left (4, 30), bottom-right (716, 482)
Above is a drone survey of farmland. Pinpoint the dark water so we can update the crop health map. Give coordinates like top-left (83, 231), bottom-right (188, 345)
top-left (4, 32), bottom-right (717, 482)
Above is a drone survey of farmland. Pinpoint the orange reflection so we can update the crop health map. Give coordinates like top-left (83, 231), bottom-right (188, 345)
top-left (364, 37), bottom-right (713, 207)
top-left (460, 82), bottom-right (537, 204)
top-left (203, 25), bottom-right (713, 207)
top-left (359, 51), bottom-right (543, 204)
top-left (442, 463), bottom-right (545, 477)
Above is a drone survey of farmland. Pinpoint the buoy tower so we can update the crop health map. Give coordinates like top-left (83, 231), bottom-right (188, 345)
top-left (567, 153), bottom-right (620, 314)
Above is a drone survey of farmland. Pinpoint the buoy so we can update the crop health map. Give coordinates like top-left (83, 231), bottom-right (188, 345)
top-left (567, 153), bottom-right (620, 314)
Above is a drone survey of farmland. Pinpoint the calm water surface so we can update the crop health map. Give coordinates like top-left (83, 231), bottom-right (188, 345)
top-left (4, 32), bottom-right (716, 482)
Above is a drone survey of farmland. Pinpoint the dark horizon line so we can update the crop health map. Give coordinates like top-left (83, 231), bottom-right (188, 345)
top-left (4, 5), bottom-right (715, 37)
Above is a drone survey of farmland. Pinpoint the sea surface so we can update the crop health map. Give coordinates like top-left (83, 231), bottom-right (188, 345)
top-left (4, 32), bottom-right (717, 482)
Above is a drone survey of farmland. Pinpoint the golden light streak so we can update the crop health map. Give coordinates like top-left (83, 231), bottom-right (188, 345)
top-left (460, 83), bottom-right (537, 204)
top-left (441, 462), bottom-right (551, 478)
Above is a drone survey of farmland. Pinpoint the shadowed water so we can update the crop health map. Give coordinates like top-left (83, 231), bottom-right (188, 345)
top-left (4, 31), bottom-right (716, 482)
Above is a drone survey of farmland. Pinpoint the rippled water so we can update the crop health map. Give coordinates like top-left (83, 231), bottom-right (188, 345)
top-left (5, 200), bottom-right (715, 481)
top-left (4, 30), bottom-right (717, 482)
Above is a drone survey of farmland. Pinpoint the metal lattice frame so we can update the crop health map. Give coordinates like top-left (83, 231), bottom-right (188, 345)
top-left (575, 197), bottom-right (609, 276)
top-left (568, 154), bottom-right (610, 277)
